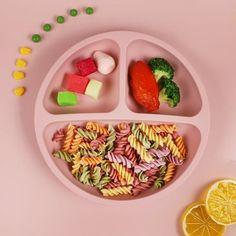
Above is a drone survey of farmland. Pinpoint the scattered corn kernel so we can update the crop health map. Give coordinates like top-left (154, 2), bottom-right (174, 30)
top-left (12, 71), bottom-right (25, 80)
top-left (13, 87), bottom-right (25, 96)
top-left (15, 59), bottom-right (27, 68)
top-left (19, 47), bottom-right (32, 55)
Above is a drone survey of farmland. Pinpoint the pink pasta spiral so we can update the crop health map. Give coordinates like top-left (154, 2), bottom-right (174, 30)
top-left (134, 158), bottom-right (166, 173)
top-left (90, 134), bottom-right (107, 150)
top-left (149, 147), bottom-right (170, 158)
top-left (132, 174), bottom-right (158, 196)
top-left (166, 154), bottom-right (183, 166)
top-left (106, 152), bottom-right (133, 168)
top-left (52, 128), bottom-right (65, 142)
top-left (124, 144), bottom-right (138, 165)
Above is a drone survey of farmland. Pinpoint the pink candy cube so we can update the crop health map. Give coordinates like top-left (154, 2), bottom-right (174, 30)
top-left (64, 74), bottom-right (89, 94)
top-left (75, 57), bottom-right (97, 76)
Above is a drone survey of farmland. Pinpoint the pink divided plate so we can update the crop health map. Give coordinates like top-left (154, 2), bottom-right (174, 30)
top-left (34, 31), bottom-right (210, 204)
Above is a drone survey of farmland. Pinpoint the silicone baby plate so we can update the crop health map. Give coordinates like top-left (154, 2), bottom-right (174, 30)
top-left (34, 31), bottom-right (210, 203)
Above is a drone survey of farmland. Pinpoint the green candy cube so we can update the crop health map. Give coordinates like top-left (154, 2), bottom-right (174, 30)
top-left (57, 91), bottom-right (78, 106)
top-left (85, 79), bottom-right (103, 100)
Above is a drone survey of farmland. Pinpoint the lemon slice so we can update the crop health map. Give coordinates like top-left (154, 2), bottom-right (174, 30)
top-left (181, 201), bottom-right (225, 236)
top-left (205, 179), bottom-right (236, 225)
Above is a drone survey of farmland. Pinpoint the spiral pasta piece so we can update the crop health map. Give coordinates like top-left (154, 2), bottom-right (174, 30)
top-left (68, 134), bottom-right (83, 154)
top-left (53, 150), bottom-right (73, 162)
top-left (152, 124), bottom-right (177, 134)
top-left (80, 156), bottom-right (104, 166)
top-left (106, 152), bottom-right (133, 168)
top-left (124, 144), bottom-right (138, 165)
top-left (163, 163), bottom-right (176, 183)
top-left (166, 154), bottom-right (183, 166)
top-left (77, 128), bottom-right (97, 140)
top-left (164, 134), bottom-right (182, 158)
top-left (112, 163), bottom-right (134, 185)
top-left (128, 134), bottom-right (154, 163)
top-left (62, 124), bottom-right (76, 152)
top-left (105, 125), bottom-right (116, 152)
top-left (77, 142), bottom-right (91, 150)
top-left (52, 128), bottom-right (65, 142)
top-left (96, 176), bottom-right (111, 189)
top-left (174, 136), bottom-right (187, 159)
top-left (131, 123), bottom-right (151, 149)
top-left (100, 186), bottom-right (132, 197)
top-left (78, 148), bottom-right (98, 157)
top-left (91, 166), bottom-right (102, 186)
top-left (79, 166), bottom-right (92, 185)
top-left (90, 134), bottom-right (107, 150)
top-left (139, 123), bottom-right (165, 147)
top-left (134, 158), bottom-right (165, 173)
top-left (86, 121), bottom-right (109, 135)
top-left (71, 153), bottom-right (81, 175)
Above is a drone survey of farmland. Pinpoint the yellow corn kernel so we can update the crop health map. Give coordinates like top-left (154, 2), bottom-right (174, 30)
top-left (13, 87), bottom-right (25, 96)
top-left (15, 59), bottom-right (27, 68)
top-left (12, 71), bottom-right (25, 80)
top-left (19, 47), bottom-right (32, 55)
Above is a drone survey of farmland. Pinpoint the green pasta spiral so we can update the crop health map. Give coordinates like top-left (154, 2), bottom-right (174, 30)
top-left (91, 166), bottom-right (102, 186)
top-left (78, 148), bottom-right (98, 157)
top-left (154, 164), bottom-right (167, 188)
top-left (131, 123), bottom-right (151, 149)
top-left (105, 125), bottom-right (116, 152)
top-left (96, 176), bottom-right (111, 189)
top-left (79, 166), bottom-right (92, 186)
top-left (77, 128), bottom-right (97, 140)
top-left (137, 171), bottom-right (148, 183)
top-left (53, 150), bottom-right (73, 162)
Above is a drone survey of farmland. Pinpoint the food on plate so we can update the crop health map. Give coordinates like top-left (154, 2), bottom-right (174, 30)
top-left (57, 91), bottom-right (78, 106)
top-left (52, 122), bottom-right (187, 197)
top-left (69, 9), bottom-right (78, 17)
top-left (64, 74), bottom-right (89, 94)
top-left (205, 179), bottom-right (236, 225)
top-left (181, 201), bottom-right (225, 236)
top-left (148, 57), bottom-right (174, 81)
top-left (158, 77), bottom-right (180, 107)
top-left (12, 71), bottom-right (25, 80)
top-left (129, 61), bottom-right (159, 112)
top-left (75, 57), bottom-right (97, 76)
top-left (93, 51), bottom-right (116, 75)
top-left (13, 87), bottom-right (25, 96)
top-left (85, 79), bottom-right (103, 100)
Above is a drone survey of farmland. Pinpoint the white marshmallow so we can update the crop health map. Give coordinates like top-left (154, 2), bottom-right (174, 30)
top-left (93, 51), bottom-right (116, 75)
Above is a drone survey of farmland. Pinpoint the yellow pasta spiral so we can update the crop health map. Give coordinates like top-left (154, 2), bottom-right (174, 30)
top-left (163, 163), bottom-right (176, 183)
top-left (71, 153), bottom-right (81, 175)
top-left (80, 156), bottom-right (103, 166)
top-left (86, 121), bottom-right (109, 135)
top-left (139, 123), bottom-right (165, 147)
top-left (112, 163), bottom-right (134, 185)
top-left (100, 186), bottom-right (132, 197)
top-left (77, 142), bottom-right (91, 150)
top-left (62, 124), bottom-right (76, 152)
top-left (152, 124), bottom-right (177, 134)
top-left (68, 134), bottom-right (83, 154)
top-left (164, 134), bottom-right (182, 158)
top-left (128, 134), bottom-right (154, 163)
top-left (175, 136), bottom-right (187, 160)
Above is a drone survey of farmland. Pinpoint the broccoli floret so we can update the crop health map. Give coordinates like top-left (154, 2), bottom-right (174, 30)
top-left (148, 58), bottom-right (174, 81)
top-left (158, 77), bottom-right (180, 107)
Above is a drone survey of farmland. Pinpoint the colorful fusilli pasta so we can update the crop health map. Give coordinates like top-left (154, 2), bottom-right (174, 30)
top-left (51, 121), bottom-right (188, 197)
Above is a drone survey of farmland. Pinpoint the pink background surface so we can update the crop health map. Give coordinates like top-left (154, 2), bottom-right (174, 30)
top-left (1, 0), bottom-right (236, 235)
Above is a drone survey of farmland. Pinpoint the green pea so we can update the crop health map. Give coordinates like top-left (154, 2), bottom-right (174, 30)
top-left (57, 16), bottom-right (65, 24)
top-left (70, 9), bottom-right (78, 17)
top-left (43, 23), bottom-right (52, 32)
top-left (32, 34), bottom-right (41, 43)
top-left (85, 7), bottom-right (94, 15)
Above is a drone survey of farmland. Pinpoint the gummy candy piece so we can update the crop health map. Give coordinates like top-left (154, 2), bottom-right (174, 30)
top-left (19, 47), bottom-right (32, 55)
top-left (85, 79), bottom-right (103, 100)
top-left (13, 87), bottom-right (25, 96)
top-left (13, 71), bottom-right (25, 80)
top-left (64, 74), bottom-right (89, 94)
top-left (57, 91), bottom-right (78, 106)
top-left (15, 59), bottom-right (27, 68)
top-left (76, 57), bottom-right (97, 76)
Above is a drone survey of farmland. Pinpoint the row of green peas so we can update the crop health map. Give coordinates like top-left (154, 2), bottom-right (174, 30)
top-left (13, 7), bottom-right (94, 96)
